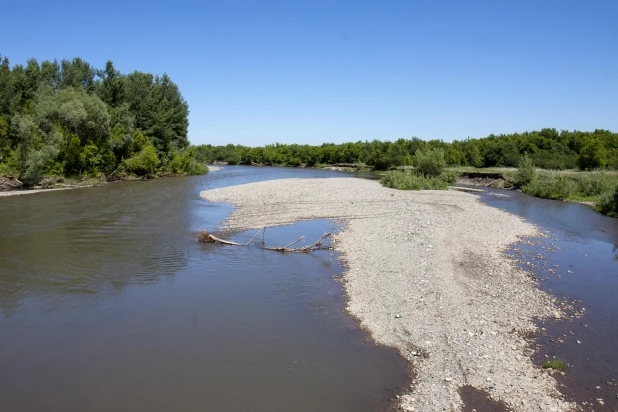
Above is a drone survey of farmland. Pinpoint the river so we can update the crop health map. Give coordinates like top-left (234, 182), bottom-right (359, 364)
top-left (476, 187), bottom-right (618, 410)
top-left (0, 167), bottom-right (406, 412)
top-left (2, 167), bottom-right (616, 411)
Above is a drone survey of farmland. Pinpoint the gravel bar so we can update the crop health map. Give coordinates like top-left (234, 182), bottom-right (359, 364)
top-left (200, 177), bottom-right (574, 411)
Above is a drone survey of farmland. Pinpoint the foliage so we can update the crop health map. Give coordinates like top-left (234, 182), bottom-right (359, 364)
top-left (167, 147), bottom-right (208, 175)
top-left (441, 170), bottom-right (459, 183)
top-left (123, 145), bottom-right (159, 175)
top-left (595, 185), bottom-right (618, 217)
top-left (194, 128), bottom-right (618, 172)
top-left (521, 171), bottom-right (618, 218)
top-left (0, 54), bottom-right (196, 185)
top-left (516, 154), bottom-right (536, 186)
top-left (380, 171), bottom-right (449, 190)
top-left (578, 139), bottom-right (607, 170)
top-left (414, 148), bottom-right (446, 177)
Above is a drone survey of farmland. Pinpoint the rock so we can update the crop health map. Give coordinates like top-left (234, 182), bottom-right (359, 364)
top-left (0, 175), bottom-right (23, 192)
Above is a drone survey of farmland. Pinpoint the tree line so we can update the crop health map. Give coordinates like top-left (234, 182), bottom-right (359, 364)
top-left (0, 54), bottom-right (206, 184)
top-left (195, 128), bottom-right (618, 171)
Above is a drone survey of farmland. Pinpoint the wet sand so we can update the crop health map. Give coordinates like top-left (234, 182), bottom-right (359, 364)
top-left (201, 177), bottom-right (575, 411)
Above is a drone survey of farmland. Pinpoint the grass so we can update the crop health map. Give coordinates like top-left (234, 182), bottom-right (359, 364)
top-left (542, 359), bottom-right (567, 372)
top-left (521, 171), bottom-right (618, 203)
top-left (447, 166), bottom-right (618, 217)
top-left (380, 171), bottom-right (449, 190)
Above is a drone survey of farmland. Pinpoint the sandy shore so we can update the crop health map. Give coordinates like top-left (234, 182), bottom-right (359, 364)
top-left (200, 178), bottom-right (573, 411)
top-left (0, 187), bottom-right (84, 197)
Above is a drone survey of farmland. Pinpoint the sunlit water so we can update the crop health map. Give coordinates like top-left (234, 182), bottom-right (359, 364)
top-left (0, 166), bottom-right (406, 412)
top-left (475, 187), bottom-right (618, 409)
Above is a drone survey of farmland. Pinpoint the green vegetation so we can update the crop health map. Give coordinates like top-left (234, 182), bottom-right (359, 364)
top-left (542, 359), bottom-right (567, 372)
top-left (380, 148), bottom-right (450, 190)
top-left (414, 148), bottom-right (446, 177)
top-left (516, 165), bottom-right (618, 211)
top-left (381, 172), bottom-right (449, 191)
top-left (593, 184), bottom-right (618, 217)
top-left (0, 54), bottom-right (206, 186)
top-left (194, 128), bottom-right (618, 172)
top-left (195, 130), bottom-right (618, 216)
top-left (515, 154), bottom-right (536, 186)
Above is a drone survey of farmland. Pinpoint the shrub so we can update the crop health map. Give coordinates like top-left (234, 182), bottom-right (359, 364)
top-left (575, 173), bottom-right (615, 197)
top-left (441, 170), bottom-right (458, 183)
top-left (595, 185), bottom-right (618, 217)
top-left (516, 154), bottom-right (536, 186)
top-left (522, 173), bottom-right (576, 200)
top-left (167, 148), bottom-right (208, 175)
top-left (124, 144), bottom-right (159, 175)
top-left (380, 171), bottom-right (449, 190)
top-left (414, 149), bottom-right (446, 177)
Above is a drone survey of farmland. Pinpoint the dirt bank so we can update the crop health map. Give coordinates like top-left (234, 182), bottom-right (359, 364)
top-left (200, 178), bottom-right (574, 411)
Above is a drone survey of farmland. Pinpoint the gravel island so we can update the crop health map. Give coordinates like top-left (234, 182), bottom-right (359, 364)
top-left (200, 177), bottom-right (574, 411)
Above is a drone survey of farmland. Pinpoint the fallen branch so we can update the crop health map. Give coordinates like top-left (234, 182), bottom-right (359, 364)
top-left (262, 232), bottom-right (331, 253)
top-left (197, 231), bottom-right (243, 246)
top-left (244, 227), bottom-right (265, 246)
top-left (197, 228), bottom-right (332, 253)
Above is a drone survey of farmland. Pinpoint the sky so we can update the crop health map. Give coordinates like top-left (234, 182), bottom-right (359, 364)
top-left (2, 0), bottom-right (617, 146)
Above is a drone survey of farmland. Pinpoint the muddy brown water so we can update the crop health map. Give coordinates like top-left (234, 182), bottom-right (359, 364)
top-left (475, 187), bottom-right (618, 410)
top-left (0, 166), bottom-right (407, 412)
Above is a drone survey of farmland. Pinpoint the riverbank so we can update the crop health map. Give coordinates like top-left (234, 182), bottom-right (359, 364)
top-left (0, 166), bottom-right (219, 197)
top-left (200, 178), bottom-right (574, 411)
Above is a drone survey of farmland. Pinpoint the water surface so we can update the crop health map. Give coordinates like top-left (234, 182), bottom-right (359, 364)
top-left (0, 166), bottom-right (407, 412)
top-left (475, 187), bottom-right (618, 410)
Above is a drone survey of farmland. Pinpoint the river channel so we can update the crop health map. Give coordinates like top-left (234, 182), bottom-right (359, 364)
top-left (0, 167), bottom-right (406, 412)
top-left (476, 187), bottom-right (618, 410)
top-left (2, 166), bottom-right (617, 411)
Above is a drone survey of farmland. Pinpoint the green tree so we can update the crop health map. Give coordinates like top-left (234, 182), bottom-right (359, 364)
top-left (414, 148), bottom-right (446, 177)
top-left (124, 144), bottom-right (159, 175)
top-left (516, 154), bottom-right (536, 186)
top-left (578, 140), bottom-right (607, 170)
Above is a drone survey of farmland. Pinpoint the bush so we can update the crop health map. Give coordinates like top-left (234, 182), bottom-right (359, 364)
top-left (414, 149), bottom-right (446, 177)
top-left (441, 170), bottom-right (458, 183)
top-left (167, 148), bottom-right (209, 175)
top-left (522, 173), bottom-right (576, 200)
top-left (516, 154), bottom-right (536, 186)
top-left (575, 173), bottom-right (615, 197)
top-left (380, 171), bottom-right (449, 190)
top-left (595, 185), bottom-right (618, 217)
top-left (124, 144), bottom-right (159, 175)
top-left (522, 171), bottom-right (618, 204)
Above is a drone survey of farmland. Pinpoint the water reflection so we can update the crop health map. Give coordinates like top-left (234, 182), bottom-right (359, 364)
top-left (0, 166), bottom-right (407, 412)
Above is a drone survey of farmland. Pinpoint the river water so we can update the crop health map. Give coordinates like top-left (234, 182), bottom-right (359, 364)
top-left (0, 167), bottom-right (407, 412)
top-left (3, 167), bottom-right (616, 411)
top-left (476, 187), bottom-right (618, 410)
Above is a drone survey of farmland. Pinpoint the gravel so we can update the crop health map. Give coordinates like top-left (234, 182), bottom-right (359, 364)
top-left (200, 177), bottom-right (574, 411)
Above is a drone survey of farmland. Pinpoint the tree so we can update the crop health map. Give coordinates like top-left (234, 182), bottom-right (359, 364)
top-left (97, 61), bottom-right (125, 107)
top-left (578, 140), bottom-right (607, 170)
top-left (414, 148), bottom-right (446, 177)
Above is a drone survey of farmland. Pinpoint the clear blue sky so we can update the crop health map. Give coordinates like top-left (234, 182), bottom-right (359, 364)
top-left (2, 0), bottom-right (617, 146)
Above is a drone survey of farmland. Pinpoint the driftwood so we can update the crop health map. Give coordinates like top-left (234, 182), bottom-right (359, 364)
top-left (197, 227), bottom-right (332, 253)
